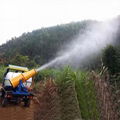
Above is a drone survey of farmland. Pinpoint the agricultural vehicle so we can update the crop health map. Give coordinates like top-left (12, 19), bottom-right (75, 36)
top-left (0, 65), bottom-right (37, 107)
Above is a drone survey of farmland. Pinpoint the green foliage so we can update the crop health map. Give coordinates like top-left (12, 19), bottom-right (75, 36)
top-left (0, 21), bottom-right (95, 67)
top-left (9, 53), bottom-right (37, 68)
top-left (55, 67), bottom-right (76, 85)
top-left (0, 18), bottom-right (119, 70)
top-left (75, 71), bottom-right (100, 120)
top-left (0, 65), bottom-right (6, 83)
top-left (102, 45), bottom-right (120, 75)
top-left (35, 69), bottom-right (59, 82)
top-left (56, 68), bottom-right (99, 120)
top-left (55, 67), bottom-right (82, 120)
top-left (35, 67), bottom-right (100, 120)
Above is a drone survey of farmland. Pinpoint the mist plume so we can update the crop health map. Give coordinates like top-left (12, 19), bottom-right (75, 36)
top-left (37, 19), bottom-right (119, 72)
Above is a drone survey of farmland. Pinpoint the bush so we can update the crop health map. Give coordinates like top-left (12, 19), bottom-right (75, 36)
top-left (9, 53), bottom-right (37, 68)
top-left (35, 69), bottom-right (59, 82)
top-left (0, 65), bottom-right (6, 83)
top-left (102, 45), bottom-right (120, 75)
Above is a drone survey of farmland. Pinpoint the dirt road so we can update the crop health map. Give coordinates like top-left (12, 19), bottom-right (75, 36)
top-left (0, 79), bottom-right (82, 120)
top-left (0, 101), bottom-right (34, 120)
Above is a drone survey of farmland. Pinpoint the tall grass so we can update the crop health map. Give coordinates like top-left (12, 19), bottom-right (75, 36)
top-left (36, 67), bottom-right (100, 120)
top-left (55, 67), bottom-right (82, 120)
top-left (0, 65), bottom-right (6, 83)
top-left (55, 67), bottom-right (99, 120)
top-left (75, 71), bottom-right (100, 120)
top-left (35, 69), bottom-right (59, 82)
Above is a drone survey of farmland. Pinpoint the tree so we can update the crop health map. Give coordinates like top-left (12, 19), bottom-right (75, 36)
top-left (9, 53), bottom-right (36, 68)
top-left (102, 45), bottom-right (120, 75)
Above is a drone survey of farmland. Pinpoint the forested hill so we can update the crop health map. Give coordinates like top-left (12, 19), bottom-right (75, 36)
top-left (0, 17), bottom-right (120, 68)
top-left (0, 20), bottom-right (96, 66)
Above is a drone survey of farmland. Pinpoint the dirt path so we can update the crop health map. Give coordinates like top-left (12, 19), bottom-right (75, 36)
top-left (0, 79), bottom-right (83, 120)
top-left (0, 101), bottom-right (34, 120)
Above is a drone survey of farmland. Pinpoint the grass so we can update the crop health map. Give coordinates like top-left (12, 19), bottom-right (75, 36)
top-left (75, 71), bottom-right (100, 120)
top-left (0, 65), bottom-right (100, 120)
top-left (35, 67), bottom-right (100, 120)
top-left (0, 65), bottom-right (6, 83)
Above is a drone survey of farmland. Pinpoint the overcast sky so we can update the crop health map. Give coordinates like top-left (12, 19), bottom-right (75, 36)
top-left (0, 0), bottom-right (120, 45)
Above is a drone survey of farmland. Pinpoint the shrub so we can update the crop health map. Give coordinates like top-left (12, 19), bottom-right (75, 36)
top-left (0, 65), bottom-right (6, 83)
top-left (102, 45), bottom-right (120, 75)
top-left (75, 71), bottom-right (100, 120)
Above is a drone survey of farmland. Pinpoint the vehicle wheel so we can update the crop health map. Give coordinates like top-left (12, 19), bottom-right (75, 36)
top-left (0, 90), bottom-right (2, 104)
top-left (1, 98), bottom-right (8, 107)
top-left (0, 91), bottom-right (2, 97)
top-left (24, 99), bottom-right (30, 107)
top-left (0, 89), bottom-right (5, 98)
top-left (14, 98), bottom-right (20, 105)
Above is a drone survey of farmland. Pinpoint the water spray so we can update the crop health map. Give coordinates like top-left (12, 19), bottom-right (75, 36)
top-left (10, 18), bottom-right (119, 88)
top-left (37, 19), bottom-right (119, 70)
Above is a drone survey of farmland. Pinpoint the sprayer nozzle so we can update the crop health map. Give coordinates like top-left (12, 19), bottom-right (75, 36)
top-left (10, 69), bottom-right (37, 88)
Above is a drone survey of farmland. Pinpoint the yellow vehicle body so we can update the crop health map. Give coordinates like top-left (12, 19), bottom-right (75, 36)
top-left (8, 64), bottom-right (29, 72)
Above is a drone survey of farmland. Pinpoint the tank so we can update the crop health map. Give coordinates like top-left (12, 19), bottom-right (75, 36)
top-left (4, 72), bottom-right (32, 88)
top-left (9, 69), bottom-right (37, 88)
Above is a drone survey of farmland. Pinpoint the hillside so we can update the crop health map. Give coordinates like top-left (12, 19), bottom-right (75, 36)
top-left (0, 17), bottom-right (120, 120)
top-left (0, 16), bottom-right (120, 69)
top-left (0, 20), bottom-right (96, 66)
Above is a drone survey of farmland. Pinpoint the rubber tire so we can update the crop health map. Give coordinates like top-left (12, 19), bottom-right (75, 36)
top-left (24, 99), bottom-right (30, 107)
top-left (1, 98), bottom-right (8, 107)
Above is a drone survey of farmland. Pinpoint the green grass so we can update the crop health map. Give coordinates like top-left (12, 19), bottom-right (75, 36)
top-left (75, 71), bottom-right (100, 120)
top-left (35, 68), bottom-right (59, 82)
top-left (55, 67), bottom-right (82, 120)
top-left (36, 67), bottom-right (100, 120)
top-left (0, 65), bottom-right (6, 83)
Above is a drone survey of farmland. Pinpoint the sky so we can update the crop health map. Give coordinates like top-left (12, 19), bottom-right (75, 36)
top-left (0, 0), bottom-right (120, 45)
